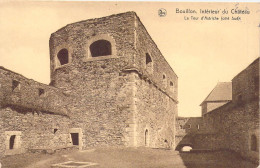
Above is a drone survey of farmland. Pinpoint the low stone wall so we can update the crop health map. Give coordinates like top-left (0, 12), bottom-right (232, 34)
top-left (0, 107), bottom-right (70, 158)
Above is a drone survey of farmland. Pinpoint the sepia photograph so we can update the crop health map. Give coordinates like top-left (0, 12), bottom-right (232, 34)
top-left (0, 1), bottom-right (259, 168)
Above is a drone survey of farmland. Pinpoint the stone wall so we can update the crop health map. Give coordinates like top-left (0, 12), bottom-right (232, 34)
top-left (0, 107), bottom-right (70, 158)
top-left (0, 67), bottom-right (70, 115)
top-left (201, 58), bottom-right (259, 163)
top-left (134, 14), bottom-right (178, 103)
top-left (131, 14), bottom-right (178, 149)
top-left (49, 11), bottom-right (136, 88)
top-left (134, 72), bottom-right (176, 148)
top-left (232, 58), bottom-right (259, 104)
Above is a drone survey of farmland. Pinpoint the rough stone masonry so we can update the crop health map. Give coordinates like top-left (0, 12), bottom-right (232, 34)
top-left (0, 11), bottom-right (178, 158)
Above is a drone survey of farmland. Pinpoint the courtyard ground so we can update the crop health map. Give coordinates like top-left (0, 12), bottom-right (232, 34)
top-left (1, 147), bottom-right (258, 168)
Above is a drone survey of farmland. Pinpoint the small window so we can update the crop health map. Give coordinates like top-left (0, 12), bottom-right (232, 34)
top-left (251, 135), bottom-right (257, 151)
top-left (54, 128), bottom-right (58, 134)
top-left (187, 124), bottom-right (191, 129)
top-left (57, 49), bottom-right (69, 66)
top-left (145, 53), bottom-right (153, 74)
top-left (90, 40), bottom-right (112, 57)
top-left (38, 88), bottom-right (45, 96)
top-left (179, 125), bottom-right (183, 129)
top-left (163, 74), bottom-right (167, 88)
top-left (12, 80), bottom-right (20, 91)
top-left (145, 129), bottom-right (149, 146)
top-left (9, 135), bottom-right (16, 149)
top-left (170, 81), bottom-right (174, 92)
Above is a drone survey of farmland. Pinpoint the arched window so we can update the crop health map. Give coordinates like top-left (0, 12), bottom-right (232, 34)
top-left (57, 49), bottom-right (69, 65)
top-left (251, 134), bottom-right (257, 151)
top-left (145, 53), bottom-right (153, 74)
top-left (145, 129), bottom-right (148, 146)
top-left (90, 40), bottom-right (112, 57)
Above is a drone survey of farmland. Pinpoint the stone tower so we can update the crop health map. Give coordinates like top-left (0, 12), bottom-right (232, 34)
top-left (49, 11), bottom-right (178, 148)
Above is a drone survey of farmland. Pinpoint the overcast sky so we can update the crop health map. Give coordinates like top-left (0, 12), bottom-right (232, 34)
top-left (0, 2), bottom-right (259, 117)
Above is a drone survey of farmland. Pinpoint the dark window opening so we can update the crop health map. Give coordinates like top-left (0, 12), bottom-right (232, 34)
top-left (12, 80), bottom-right (20, 91)
top-left (163, 74), bottom-right (167, 87)
top-left (180, 125), bottom-right (183, 129)
top-left (54, 129), bottom-right (58, 134)
top-left (145, 53), bottom-right (153, 73)
top-left (71, 133), bottom-right (79, 145)
top-left (145, 129), bottom-right (148, 146)
top-left (187, 124), bottom-right (191, 129)
top-left (38, 88), bottom-right (45, 96)
top-left (9, 135), bottom-right (16, 149)
top-left (170, 81), bottom-right (174, 92)
top-left (57, 49), bottom-right (69, 66)
top-left (251, 135), bottom-right (257, 151)
top-left (146, 53), bottom-right (152, 65)
top-left (90, 40), bottom-right (112, 57)
top-left (163, 74), bottom-right (166, 79)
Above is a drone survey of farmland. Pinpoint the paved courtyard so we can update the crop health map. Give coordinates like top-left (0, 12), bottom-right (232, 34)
top-left (1, 147), bottom-right (258, 168)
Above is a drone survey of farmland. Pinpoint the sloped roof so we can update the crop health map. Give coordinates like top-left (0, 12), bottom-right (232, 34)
top-left (200, 82), bottom-right (232, 105)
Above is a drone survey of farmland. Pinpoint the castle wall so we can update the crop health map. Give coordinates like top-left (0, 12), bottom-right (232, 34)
top-left (134, 73), bottom-right (176, 149)
top-left (203, 100), bottom-right (259, 163)
top-left (134, 15), bottom-right (178, 103)
top-left (54, 60), bottom-right (135, 148)
top-left (0, 107), bottom-right (70, 158)
top-left (232, 58), bottom-right (259, 104)
top-left (201, 58), bottom-right (259, 163)
top-left (0, 67), bottom-right (70, 115)
top-left (129, 14), bottom-right (178, 149)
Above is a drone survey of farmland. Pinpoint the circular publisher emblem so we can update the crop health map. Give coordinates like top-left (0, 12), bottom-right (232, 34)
top-left (158, 8), bottom-right (167, 17)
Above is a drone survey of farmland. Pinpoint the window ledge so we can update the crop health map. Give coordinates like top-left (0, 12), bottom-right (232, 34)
top-left (85, 55), bottom-right (118, 62)
top-left (55, 63), bottom-right (71, 71)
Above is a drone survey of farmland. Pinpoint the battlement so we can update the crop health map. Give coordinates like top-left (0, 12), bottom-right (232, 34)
top-left (0, 67), bottom-right (71, 116)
